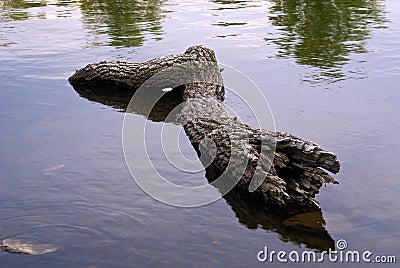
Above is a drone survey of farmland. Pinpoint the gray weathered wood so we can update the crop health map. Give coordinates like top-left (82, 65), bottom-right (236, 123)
top-left (69, 45), bottom-right (340, 210)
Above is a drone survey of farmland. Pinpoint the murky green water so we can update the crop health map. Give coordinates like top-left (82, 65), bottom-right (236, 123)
top-left (0, 0), bottom-right (399, 267)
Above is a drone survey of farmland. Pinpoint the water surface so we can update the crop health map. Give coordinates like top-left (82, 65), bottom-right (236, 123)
top-left (0, 0), bottom-right (399, 267)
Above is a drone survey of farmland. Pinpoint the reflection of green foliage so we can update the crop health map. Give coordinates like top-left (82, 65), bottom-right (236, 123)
top-left (211, 0), bottom-right (260, 9)
top-left (79, 0), bottom-right (165, 47)
top-left (267, 0), bottom-right (386, 81)
top-left (0, 0), bottom-right (46, 21)
top-left (0, 0), bottom-right (166, 47)
top-left (212, 0), bottom-right (247, 3)
top-left (1, 0), bottom-right (45, 9)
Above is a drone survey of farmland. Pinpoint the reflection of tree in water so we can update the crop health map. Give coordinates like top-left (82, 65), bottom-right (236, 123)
top-left (79, 0), bottom-right (165, 47)
top-left (267, 0), bottom-right (387, 83)
top-left (0, 0), bottom-right (166, 47)
top-left (211, 0), bottom-right (262, 9)
top-left (0, 0), bottom-right (48, 21)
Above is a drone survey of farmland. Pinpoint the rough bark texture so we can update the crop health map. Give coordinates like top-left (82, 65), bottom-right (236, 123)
top-left (69, 45), bottom-right (340, 210)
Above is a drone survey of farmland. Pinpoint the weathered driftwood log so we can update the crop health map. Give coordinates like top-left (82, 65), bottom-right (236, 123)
top-left (69, 45), bottom-right (340, 210)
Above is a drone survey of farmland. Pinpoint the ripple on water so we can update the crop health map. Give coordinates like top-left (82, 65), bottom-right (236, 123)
top-left (0, 199), bottom-right (151, 263)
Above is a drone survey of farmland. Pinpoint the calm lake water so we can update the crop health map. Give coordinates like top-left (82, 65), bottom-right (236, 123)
top-left (1, 0), bottom-right (399, 267)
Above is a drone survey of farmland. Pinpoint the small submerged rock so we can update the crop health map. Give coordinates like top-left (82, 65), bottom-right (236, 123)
top-left (42, 164), bottom-right (64, 175)
top-left (1, 239), bottom-right (57, 255)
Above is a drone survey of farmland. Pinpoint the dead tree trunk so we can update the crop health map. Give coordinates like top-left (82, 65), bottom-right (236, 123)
top-left (69, 45), bottom-right (340, 210)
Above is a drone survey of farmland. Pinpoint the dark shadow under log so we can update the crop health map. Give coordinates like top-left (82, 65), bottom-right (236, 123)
top-left (69, 45), bottom-right (340, 211)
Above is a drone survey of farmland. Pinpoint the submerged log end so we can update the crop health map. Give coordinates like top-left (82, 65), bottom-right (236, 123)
top-left (69, 63), bottom-right (99, 86)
